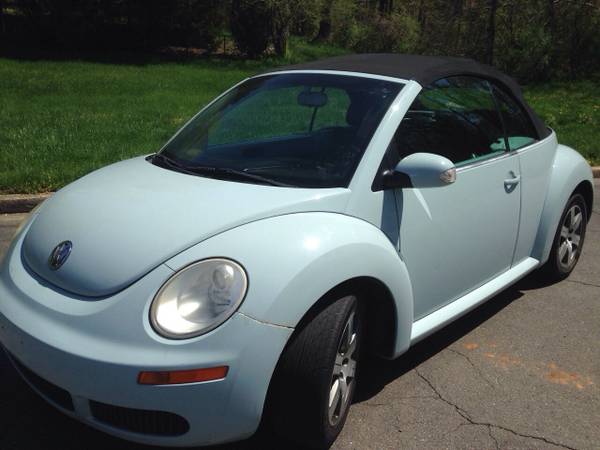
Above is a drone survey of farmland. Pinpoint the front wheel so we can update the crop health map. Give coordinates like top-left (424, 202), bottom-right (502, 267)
top-left (265, 295), bottom-right (362, 449)
top-left (543, 193), bottom-right (588, 280)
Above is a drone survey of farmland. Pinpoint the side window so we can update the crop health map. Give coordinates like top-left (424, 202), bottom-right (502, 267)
top-left (392, 76), bottom-right (507, 166)
top-left (491, 84), bottom-right (538, 150)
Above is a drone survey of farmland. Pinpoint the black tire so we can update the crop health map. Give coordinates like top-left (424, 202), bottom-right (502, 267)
top-left (265, 295), bottom-right (363, 449)
top-left (542, 193), bottom-right (587, 281)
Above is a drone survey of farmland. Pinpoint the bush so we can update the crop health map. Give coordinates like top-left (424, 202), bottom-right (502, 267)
top-left (354, 12), bottom-right (419, 54)
top-left (230, 0), bottom-right (272, 57)
top-left (330, 0), bottom-right (363, 49)
top-left (290, 0), bottom-right (323, 39)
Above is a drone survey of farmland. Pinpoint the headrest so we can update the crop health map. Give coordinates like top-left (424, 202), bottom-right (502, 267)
top-left (346, 93), bottom-right (371, 127)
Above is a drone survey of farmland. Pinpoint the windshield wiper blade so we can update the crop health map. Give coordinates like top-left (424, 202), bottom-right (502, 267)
top-left (151, 153), bottom-right (200, 176)
top-left (186, 165), bottom-right (296, 187)
top-left (152, 154), bottom-right (295, 187)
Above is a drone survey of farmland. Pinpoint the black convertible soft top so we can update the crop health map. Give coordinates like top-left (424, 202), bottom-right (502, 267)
top-left (270, 53), bottom-right (549, 139)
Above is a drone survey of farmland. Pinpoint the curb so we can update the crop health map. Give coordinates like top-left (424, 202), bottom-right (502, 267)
top-left (1, 167), bottom-right (599, 214)
top-left (0, 193), bottom-right (53, 214)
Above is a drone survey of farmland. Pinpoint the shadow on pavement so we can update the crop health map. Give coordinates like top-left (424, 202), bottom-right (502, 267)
top-left (0, 273), bottom-right (551, 450)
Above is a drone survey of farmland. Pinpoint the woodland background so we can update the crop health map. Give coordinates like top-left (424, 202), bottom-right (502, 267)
top-left (1, 0), bottom-right (599, 81)
top-left (0, 1), bottom-right (598, 193)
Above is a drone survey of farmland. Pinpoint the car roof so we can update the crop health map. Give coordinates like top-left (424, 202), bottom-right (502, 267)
top-left (268, 53), bottom-right (550, 139)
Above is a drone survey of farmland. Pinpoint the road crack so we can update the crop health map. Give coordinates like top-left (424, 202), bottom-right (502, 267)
top-left (447, 347), bottom-right (495, 388)
top-left (487, 425), bottom-right (500, 450)
top-left (415, 368), bottom-right (577, 450)
top-left (565, 279), bottom-right (600, 288)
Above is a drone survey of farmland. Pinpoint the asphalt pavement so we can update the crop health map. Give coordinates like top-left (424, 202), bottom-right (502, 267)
top-left (0, 180), bottom-right (598, 450)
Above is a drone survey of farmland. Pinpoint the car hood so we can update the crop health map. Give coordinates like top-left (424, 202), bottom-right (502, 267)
top-left (22, 156), bottom-right (350, 297)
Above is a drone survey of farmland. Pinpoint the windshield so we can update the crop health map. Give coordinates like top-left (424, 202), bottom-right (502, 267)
top-left (157, 73), bottom-right (404, 188)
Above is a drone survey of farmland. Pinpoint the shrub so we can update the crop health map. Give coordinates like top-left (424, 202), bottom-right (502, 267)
top-left (230, 0), bottom-right (272, 57)
top-left (354, 12), bottom-right (419, 54)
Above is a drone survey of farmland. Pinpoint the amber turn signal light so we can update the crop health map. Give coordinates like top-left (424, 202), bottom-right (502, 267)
top-left (138, 366), bottom-right (229, 385)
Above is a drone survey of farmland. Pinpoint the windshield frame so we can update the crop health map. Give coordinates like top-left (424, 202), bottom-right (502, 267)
top-left (155, 71), bottom-right (407, 189)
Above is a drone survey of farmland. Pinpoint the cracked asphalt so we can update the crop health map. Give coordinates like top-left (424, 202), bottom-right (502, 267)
top-left (0, 179), bottom-right (598, 450)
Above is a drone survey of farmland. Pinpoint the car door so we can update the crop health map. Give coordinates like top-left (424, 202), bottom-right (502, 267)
top-left (489, 82), bottom-right (554, 265)
top-left (389, 76), bottom-right (521, 320)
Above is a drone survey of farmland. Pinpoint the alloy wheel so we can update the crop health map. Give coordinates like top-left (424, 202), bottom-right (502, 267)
top-left (558, 204), bottom-right (584, 271)
top-left (328, 310), bottom-right (358, 426)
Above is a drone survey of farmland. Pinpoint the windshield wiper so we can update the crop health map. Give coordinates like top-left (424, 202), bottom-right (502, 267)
top-left (151, 154), bottom-right (295, 187)
top-left (151, 153), bottom-right (200, 176)
top-left (185, 164), bottom-right (296, 187)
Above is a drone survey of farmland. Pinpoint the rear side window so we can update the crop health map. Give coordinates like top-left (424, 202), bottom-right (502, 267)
top-left (391, 76), bottom-right (507, 166)
top-left (490, 84), bottom-right (538, 150)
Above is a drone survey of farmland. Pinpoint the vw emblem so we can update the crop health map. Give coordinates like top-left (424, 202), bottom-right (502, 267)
top-left (48, 241), bottom-right (72, 270)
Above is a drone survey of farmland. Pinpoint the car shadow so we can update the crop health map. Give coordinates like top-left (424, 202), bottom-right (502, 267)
top-left (353, 280), bottom-right (527, 403)
top-left (0, 273), bottom-right (552, 450)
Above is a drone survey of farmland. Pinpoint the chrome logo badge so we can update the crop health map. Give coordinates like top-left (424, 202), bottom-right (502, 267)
top-left (48, 241), bottom-right (72, 270)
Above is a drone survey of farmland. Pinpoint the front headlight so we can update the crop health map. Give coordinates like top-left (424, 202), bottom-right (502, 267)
top-left (150, 258), bottom-right (248, 339)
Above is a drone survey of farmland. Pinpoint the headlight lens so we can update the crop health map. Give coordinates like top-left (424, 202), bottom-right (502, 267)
top-left (150, 258), bottom-right (248, 339)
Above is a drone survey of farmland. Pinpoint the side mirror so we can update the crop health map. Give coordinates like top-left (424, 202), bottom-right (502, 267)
top-left (383, 152), bottom-right (456, 189)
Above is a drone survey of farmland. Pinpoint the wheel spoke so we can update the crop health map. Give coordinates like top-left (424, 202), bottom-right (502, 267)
top-left (558, 241), bottom-right (569, 262)
top-left (346, 333), bottom-right (357, 358)
top-left (571, 233), bottom-right (581, 248)
top-left (338, 374), bottom-right (348, 402)
top-left (572, 212), bottom-right (582, 232)
top-left (342, 312), bottom-right (355, 352)
top-left (334, 353), bottom-right (344, 373)
top-left (328, 379), bottom-right (341, 422)
top-left (344, 358), bottom-right (357, 378)
top-left (566, 240), bottom-right (574, 263)
top-left (561, 225), bottom-right (569, 239)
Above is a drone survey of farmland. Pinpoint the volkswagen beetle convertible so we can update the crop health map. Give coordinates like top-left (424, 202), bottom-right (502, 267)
top-left (0, 54), bottom-right (593, 448)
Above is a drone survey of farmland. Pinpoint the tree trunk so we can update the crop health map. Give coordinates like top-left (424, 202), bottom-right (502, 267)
top-left (546, 0), bottom-right (557, 75)
top-left (379, 0), bottom-right (393, 14)
top-left (273, 29), bottom-right (289, 57)
top-left (418, 0), bottom-right (426, 29)
top-left (485, 0), bottom-right (498, 65)
top-left (0, 0), bottom-right (6, 36)
top-left (314, 0), bottom-right (333, 42)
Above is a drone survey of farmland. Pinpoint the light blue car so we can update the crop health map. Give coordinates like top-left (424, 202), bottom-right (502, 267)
top-left (0, 54), bottom-right (593, 448)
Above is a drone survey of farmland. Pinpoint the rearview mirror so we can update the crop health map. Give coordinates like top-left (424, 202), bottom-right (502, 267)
top-left (383, 152), bottom-right (456, 189)
top-left (297, 91), bottom-right (328, 108)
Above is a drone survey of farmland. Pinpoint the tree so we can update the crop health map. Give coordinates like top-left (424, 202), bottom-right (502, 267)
top-left (0, 0), bottom-right (6, 36)
top-left (269, 0), bottom-right (293, 57)
top-left (314, 0), bottom-right (334, 41)
top-left (485, 0), bottom-right (498, 65)
top-left (230, 0), bottom-right (272, 57)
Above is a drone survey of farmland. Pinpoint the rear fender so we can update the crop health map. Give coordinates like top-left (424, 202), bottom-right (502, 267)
top-left (532, 144), bottom-right (593, 264)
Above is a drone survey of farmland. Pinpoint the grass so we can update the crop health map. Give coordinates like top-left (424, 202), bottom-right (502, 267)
top-left (524, 80), bottom-right (600, 165)
top-left (0, 42), bottom-right (597, 193)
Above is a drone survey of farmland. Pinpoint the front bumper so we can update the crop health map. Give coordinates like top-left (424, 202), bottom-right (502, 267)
top-left (0, 228), bottom-right (292, 447)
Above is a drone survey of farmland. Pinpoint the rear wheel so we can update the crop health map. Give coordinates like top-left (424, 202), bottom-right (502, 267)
top-left (265, 295), bottom-right (362, 449)
top-left (543, 193), bottom-right (587, 280)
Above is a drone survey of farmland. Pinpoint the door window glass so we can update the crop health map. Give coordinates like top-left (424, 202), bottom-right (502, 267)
top-left (490, 84), bottom-right (538, 150)
top-left (391, 76), bottom-right (507, 166)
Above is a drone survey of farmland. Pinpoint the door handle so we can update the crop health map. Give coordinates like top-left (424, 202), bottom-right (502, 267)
top-left (504, 175), bottom-right (520, 185)
top-left (504, 173), bottom-right (520, 191)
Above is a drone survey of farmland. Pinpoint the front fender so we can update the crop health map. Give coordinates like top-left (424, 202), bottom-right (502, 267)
top-left (165, 212), bottom-right (414, 357)
top-left (533, 144), bottom-right (593, 264)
